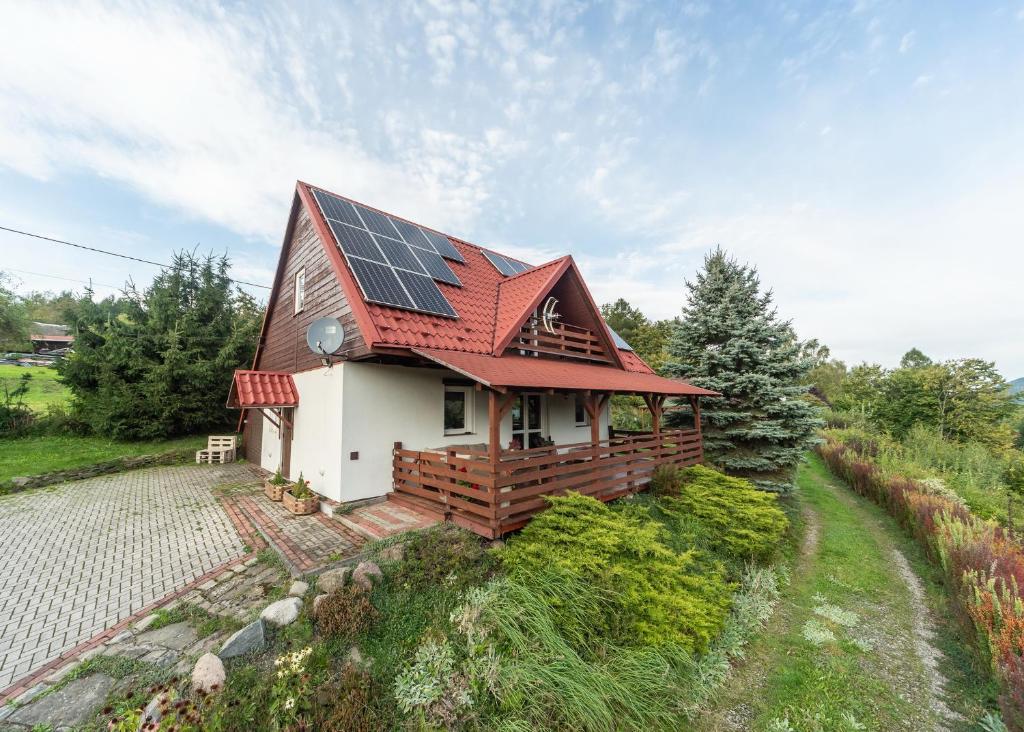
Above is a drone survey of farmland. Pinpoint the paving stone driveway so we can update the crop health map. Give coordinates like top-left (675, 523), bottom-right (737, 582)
top-left (0, 464), bottom-right (253, 692)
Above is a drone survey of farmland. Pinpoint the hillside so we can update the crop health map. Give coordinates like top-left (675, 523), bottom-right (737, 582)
top-left (1012, 377), bottom-right (1024, 396)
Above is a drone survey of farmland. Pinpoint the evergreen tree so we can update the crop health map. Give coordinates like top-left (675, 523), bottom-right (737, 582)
top-left (60, 252), bottom-right (261, 439)
top-left (664, 248), bottom-right (821, 491)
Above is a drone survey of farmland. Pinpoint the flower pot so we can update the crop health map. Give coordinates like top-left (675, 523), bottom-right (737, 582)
top-left (283, 489), bottom-right (319, 515)
top-left (264, 480), bottom-right (289, 502)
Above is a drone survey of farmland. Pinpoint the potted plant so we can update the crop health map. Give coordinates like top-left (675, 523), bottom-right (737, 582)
top-left (283, 473), bottom-right (319, 515)
top-left (264, 469), bottom-right (290, 502)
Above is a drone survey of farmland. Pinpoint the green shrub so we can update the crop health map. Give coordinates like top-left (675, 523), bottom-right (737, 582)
top-left (500, 492), bottom-right (733, 651)
top-left (314, 586), bottom-right (378, 639)
top-left (656, 465), bottom-right (788, 562)
top-left (393, 524), bottom-right (496, 592)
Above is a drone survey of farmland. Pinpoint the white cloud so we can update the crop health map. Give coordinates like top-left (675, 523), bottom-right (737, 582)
top-left (899, 30), bottom-right (916, 54)
top-left (913, 73), bottom-right (933, 88)
top-left (0, 2), bottom-right (495, 240)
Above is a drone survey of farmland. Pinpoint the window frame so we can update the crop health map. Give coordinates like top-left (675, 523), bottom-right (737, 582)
top-left (574, 395), bottom-right (590, 427)
top-left (293, 268), bottom-right (306, 315)
top-left (443, 385), bottom-right (475, 435)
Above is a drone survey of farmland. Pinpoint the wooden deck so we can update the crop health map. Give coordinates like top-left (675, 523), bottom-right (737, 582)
top-left (390, 428), bottom-right (703, 538)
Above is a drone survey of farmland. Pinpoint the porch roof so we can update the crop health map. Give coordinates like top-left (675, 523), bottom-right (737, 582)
top-left (411, 348), bottom-right (719, 396)
top-left (227, 369), bottom-right (300, 408)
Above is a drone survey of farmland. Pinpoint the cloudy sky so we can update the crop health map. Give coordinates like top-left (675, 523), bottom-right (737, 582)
top-left (1, 1), bottom-right (1022, 377)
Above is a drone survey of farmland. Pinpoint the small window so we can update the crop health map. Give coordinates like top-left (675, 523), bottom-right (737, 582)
top-left (574, 395), bottom-right (590, 427)
top-left (444, 386), bottom-right (474, 435)
top-left (293, 269), bottom-right (305, 314)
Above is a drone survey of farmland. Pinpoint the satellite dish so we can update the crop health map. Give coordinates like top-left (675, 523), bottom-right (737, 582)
top-left (541, 297), bottom-right (561, 334)
top-left (306, 317), bottom-right (346, 357)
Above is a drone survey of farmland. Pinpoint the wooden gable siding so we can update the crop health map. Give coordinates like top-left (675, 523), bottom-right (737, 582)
top-left (255, 203), bottom-right (369, 374)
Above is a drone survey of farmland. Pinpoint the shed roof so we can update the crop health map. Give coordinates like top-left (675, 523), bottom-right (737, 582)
top-left (227, 370), bottom-right (300, 408)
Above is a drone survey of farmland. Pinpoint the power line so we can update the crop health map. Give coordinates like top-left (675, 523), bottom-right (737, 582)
top-left (0, 225), bottom-right (272, 290)
top-left (2, 267), bottom-right (121, 290)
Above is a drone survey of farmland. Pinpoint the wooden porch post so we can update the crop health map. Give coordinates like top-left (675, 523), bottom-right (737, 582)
top-left (642, 393), bottom-right (664, 435)
top-left (584, 393), bottom-right (609, 445)
top-left (688, 396), bottom-right (702, 435)
top-left (488, 390), bottom-right (500, 464)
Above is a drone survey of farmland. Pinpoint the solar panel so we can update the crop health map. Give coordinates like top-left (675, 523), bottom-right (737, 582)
top-left (328, 220), bottom-right (387, 264)
top-left (413, 249), bottom-right (462, 286)
top-left (313, 187), bottom-right (462, 318)
top-left (606, 325), bottom-right (635, 351)
top-left (395, 270), bottom-right (458, 318)
top-left (505, 258), bottom-right (530, 274)
top-left (313, 190), bottom-right (364, 229)
top-left (482, 250), bottom-right (518, 277)
top-left (352, 203), bottom-right (402, 239)
top-left (373, 234), bottom-right (427, 275)
top-left (419, 229), bottom-right (465, 262)
top-left (345, 256), bottom-right (415, 309)
top-left (390, 218), bottom-right (433, 249)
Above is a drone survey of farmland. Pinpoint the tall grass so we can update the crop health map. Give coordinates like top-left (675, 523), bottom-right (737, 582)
top-left (819, 432), bottom-right (1024, 729)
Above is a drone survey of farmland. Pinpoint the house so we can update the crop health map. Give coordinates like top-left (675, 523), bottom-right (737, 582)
top-left (228, 181), bottom-right (717, 537)
top-left (28, 322), bottom-right (73, 354)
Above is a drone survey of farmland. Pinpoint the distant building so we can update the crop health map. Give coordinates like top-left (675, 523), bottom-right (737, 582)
top-left (29, 322), bottom-right (74, 354)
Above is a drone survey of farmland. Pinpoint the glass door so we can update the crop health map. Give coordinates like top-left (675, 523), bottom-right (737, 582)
top-left (511, 394), bottom-right (545, 449)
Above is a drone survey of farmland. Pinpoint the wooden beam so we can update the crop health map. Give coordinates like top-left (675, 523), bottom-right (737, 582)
top-left (488, 391), bottom-right (501, 464)
top-left (689, 396), bottom-right (702, 434)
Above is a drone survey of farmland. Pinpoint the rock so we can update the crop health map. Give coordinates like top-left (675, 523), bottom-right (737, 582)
top-left (135, 621), bottom-right (197, 651)
top-left (10, 476), bottom-right (30, 488)
top-left (138, 690), bottom-right (171, 731)
top-left (345, 646), bottom-right (370, 669)
top-left (312, 593), bottom-right (329, 616)
top-left (352, 561), bottom-right (382, 590)
top-left (8, 674), bottom-right (115, 728)
top-left (288, 580), bottom-right (309, 597)
top-left (488, 539), bottom-right (505, 550)
top-left (260, 597), bottom-right (302, 627)
top-left (133, 613), bottom-right (160, 632)
top-left (192, 652), bottom-right (226, 694)
top-left (317, 566), bottom-right (350, 594)
top-left (380, 543), bottom-right (405, 562)
top-left (218, 619), bottom-right (266, 659)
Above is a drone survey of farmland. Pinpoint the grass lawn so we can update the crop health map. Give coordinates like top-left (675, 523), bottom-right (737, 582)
top-left (697, 453), bottom-right (995, 731)
top-left (0, 363), bottom-right (71, 412)
top-left (0, 434), bottom-right (207, 483)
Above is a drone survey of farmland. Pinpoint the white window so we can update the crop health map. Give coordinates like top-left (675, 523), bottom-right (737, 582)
top-left (444, 385), bottom-right (475, 435)
top-left (293, 269), bottom-right (305, 314)
top-left (574, 395), bottom-right (590, 427)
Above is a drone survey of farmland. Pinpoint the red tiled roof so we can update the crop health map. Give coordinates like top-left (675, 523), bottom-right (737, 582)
top-left (291, 181), bottom-right (655, 374)
top-left (412, 348), bottom-right (719, 396)
top-left (619, 350), bottom-right (655, 374)
top-left (227, 370), bottom-right (299, 408)
top-left (492, 257), bottom-right (569, 353)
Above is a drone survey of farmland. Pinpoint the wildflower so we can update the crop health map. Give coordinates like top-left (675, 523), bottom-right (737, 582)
top-left (284, 698), bottom-right (295, 710)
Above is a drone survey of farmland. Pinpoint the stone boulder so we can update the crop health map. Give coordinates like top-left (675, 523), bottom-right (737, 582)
top-left (191, 653), bottom-right (225, 694)
top-left (312, 593), bottom-right (329, 616)
top-left (379, 543), bottom-right (405, 562)
top-left (218, 619), bottom-right (266, 659)
top-left (317, 566), bottom-right (350, 594)
top-left (288, 580), bottom-right (309, 597)
top-left (352, 561), bottom-right (382, 590)
top-left (261, 597), bottom-right (302, 627)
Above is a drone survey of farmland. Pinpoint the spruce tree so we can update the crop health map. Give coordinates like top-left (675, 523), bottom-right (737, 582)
top-left (664, 248), bottom-right (821, 491)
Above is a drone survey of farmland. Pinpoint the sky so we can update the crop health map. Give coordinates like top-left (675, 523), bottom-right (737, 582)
top-left (1, 0), bottom-right (1022, 377)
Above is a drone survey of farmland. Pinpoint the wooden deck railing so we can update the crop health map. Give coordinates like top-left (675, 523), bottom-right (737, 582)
top-left (391, 428), bottom-right (703, 538)
top-left (508, 321), bottom-right (613, 364)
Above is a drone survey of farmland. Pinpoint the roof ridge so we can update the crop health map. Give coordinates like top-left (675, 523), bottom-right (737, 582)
top-left (497, 255), bottom-right (569, 286)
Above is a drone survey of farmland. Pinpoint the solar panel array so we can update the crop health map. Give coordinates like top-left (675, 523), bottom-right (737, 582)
top-left (312, 189), bottom-right (461, 318)
top-left (606, 325), bottom-right (635, 352)
top-left (482, 250), bottom-right (530, 277)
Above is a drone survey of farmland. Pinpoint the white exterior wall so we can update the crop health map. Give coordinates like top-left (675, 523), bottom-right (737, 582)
top-left (288, 366), bottom-right (345, 500)
top-left (276, 361), bottom-right (612, 503)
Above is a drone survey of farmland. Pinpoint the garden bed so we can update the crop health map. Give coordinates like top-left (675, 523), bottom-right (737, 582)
top-left (67, 464), bottom-right (793, 731)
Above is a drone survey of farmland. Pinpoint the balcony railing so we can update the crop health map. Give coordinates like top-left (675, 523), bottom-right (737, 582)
top-left (390, 428), bottom-right (703, 538)
top-left (507, 321), bottom-right (613, 364)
